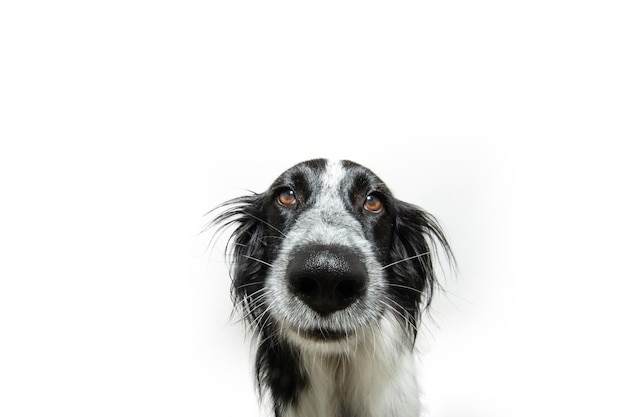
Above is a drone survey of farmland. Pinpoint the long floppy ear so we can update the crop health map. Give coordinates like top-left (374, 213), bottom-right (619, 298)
top-left (210, 193), bottom-right (269, 324)
top-left (389, 200), bottom-right (454, 337)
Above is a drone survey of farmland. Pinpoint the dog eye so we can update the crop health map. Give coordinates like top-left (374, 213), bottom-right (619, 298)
top-left (277, 188), bottom-right (297, 207)
top-left (364, 193), bottom-right (384, 213)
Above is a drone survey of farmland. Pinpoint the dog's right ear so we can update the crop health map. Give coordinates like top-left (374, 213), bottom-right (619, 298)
top-left (210, 194), bottom-right (269, 312)
top-left (389, 200), bottom-right (454, 333)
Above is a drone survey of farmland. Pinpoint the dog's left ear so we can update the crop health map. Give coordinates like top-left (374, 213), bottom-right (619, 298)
top-left (210, 194), bottom-right (268, 308)
top-left (389, 200), bottom-right (454, 321)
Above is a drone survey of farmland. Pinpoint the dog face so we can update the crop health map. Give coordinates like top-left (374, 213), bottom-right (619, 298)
top-left (263, 159), bottom-right (393, 352)
top-left (214, 159), bottom-right (451, 355)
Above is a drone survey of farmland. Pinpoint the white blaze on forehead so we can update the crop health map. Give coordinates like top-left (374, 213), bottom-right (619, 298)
top-left (303, 159), bottom-right (357, 240)
top-left (321, 159), bottom-right (344, 194)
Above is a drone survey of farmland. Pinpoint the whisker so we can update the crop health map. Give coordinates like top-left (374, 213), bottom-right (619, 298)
top-left (236, 300), bottom-right (266, 325)
top-left (241, 211), bottom-right (287, 237)
top-left (380, 252), bottom-right (430, 270)
top-left (232, 233), bottom-right (284, 248)
top-left (386, 282), bottom-right (426, 295)
top-left (254, 307), bottom-right (274, 333)
top-left (381, 296), bottom-right (420, 335)
top-left (248, 303), bottom-right (272, 331)
top-left (241, 254), bottom-right (274, 268)
top-left (234, 281), bottom-right (265, 291)
top-left (379, 299), bottom-right (408, 324)
top-left (239, 288), bottom-right (267, 304)
top-left (233, 290), bottom-right (268, 321)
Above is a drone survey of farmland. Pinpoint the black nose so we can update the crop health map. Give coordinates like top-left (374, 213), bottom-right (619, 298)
top-left (286, 245), bottom-right (367, 316)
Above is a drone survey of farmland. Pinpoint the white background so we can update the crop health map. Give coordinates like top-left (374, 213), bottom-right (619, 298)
top-left (1, 1), bottom-right (625, 416)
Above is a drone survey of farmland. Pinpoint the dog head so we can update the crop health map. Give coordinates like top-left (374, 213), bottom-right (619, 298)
top-left (213, 159), bottom-right (452, 354)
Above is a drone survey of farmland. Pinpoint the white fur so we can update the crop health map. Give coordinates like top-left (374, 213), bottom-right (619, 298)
top-left (282, 311), bottom-right (421, 417)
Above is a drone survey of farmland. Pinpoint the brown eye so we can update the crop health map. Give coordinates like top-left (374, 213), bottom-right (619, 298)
top-left (364, 193), bottom-right (384, 213)
top-left (277, 188), bottom-right (297, 207)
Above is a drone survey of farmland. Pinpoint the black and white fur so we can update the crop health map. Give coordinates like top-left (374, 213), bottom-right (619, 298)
top-left (212, 159), bottom-right (453, 417)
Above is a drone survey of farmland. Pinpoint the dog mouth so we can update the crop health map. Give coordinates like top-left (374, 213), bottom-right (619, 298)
top-left (291, 325), bottom-right (355, 341)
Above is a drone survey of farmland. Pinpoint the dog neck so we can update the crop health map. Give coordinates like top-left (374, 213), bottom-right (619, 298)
top-left (271, 312), bottom-right (422, 417)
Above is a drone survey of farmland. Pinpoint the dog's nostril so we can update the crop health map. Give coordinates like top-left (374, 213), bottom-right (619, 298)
top-left (286, 245), bottom-right (367, 316)
top-left (291, 276), bottom-right (320, 299)
top-left (335, 279), bottom-right (363, 301)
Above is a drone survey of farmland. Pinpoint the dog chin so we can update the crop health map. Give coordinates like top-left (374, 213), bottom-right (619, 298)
top-left (284, 323), bottom-right (363, 354)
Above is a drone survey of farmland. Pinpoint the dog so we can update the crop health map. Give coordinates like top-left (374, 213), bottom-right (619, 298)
top-left (212, 159), bottom-right (453, 417)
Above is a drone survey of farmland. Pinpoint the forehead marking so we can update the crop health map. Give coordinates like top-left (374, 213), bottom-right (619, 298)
top-left (322, 160), bottom-right (344, 193)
